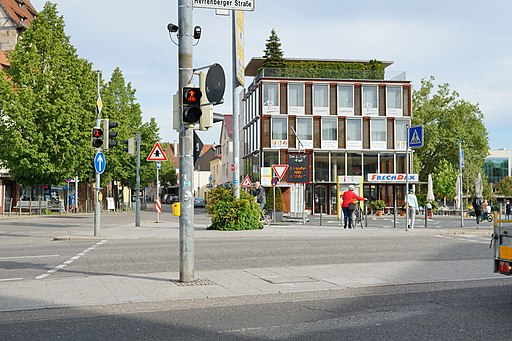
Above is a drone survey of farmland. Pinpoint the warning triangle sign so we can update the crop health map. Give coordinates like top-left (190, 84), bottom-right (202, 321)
top-left (272, 164), bottom-right (289, 180)
top-left (241, 175), bottom-right (253, 188)
top-left (410, 130), bottom-right (421, 145)
top-left (147, 142), bottom-right (168, 161)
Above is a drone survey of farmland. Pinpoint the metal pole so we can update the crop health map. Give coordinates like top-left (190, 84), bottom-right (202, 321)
top-left (459, 141), bottom-right (464, 227)
top-left (232, 12), bottom-right (241, 199)
top-left (405, 124), bottom-right (410, 231)
top-left (178, 0), bottom-right (194, 282)
top-left (156, 162), bottom-right (160, 223)
top-left (75, 176), bottom-right (79, 213)
top-left (135, 132), bottom-right (141, 227)
top-left (94, 71), bottom-right (101, 237)
top-left (273, 186), bottom-right (276, 222)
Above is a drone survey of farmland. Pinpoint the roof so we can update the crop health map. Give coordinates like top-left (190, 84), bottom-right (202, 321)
top-left (245, 57), bottom-right (394, 77)
top-left (0, 0), bottom-right (38, 28)
top-left (222, 114), bottom-right (233, 138)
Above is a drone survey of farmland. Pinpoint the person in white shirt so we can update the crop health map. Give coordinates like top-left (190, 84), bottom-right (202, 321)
top-left (405, 189), bottom-right (419, 229)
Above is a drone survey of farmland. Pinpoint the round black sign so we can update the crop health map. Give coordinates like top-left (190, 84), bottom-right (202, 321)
top-left (206, 64), bottom-right (225, 104)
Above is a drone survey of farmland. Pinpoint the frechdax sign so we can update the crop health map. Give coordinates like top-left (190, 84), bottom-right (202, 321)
top-left (368, 173), bottom-right (419, 182)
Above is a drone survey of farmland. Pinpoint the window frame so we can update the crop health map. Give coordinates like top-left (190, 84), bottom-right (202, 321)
top-left (296, 116), bottom-right (314, 149)
top-left (321, 117), bottom-right (338, 149)
top-left (346, 118), bottom-right (362, 150)
top-left (395, 119), bottom-right (409, 151)
top-left (386, 85), bottom-right (403, 117)
top-left (313, 83), bottom-right (330, 115)
top-left (370, 118), bottom-right (387, 150)
top-left (337, 84), bottom-right (354, 116)
top-left (271, 116), bottom-right (288, 149)
top-left (288, 82), bottom-right (305, 115)
top-left (262, 82), bottom-right (280, 114)
top-left (362, 84), bottom-right (378, 116)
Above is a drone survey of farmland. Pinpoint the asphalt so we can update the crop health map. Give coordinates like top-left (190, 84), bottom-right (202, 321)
top-left (0, 213), bottom-right (500, 313)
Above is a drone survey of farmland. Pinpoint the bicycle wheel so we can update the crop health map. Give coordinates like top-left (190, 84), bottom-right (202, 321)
top-left (487, 214), bottom-right (493, 223)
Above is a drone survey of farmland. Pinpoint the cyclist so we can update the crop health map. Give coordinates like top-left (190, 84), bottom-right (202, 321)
top-left (341, 185), bottom-right (366, 229)
top-left (472, 196), bottom-right (483, 225)
top-left (253, 181), bottom-right (266, 210)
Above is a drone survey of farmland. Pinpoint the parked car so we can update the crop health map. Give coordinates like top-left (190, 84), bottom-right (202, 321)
top-left (171, 195), bottom-right (179, 203)
top-left (194, 197), bottom-right (205, 207)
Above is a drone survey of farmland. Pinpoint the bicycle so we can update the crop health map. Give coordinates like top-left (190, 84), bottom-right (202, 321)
top-left (352, 203), bottom-right (364, 229)
top-left (260, 209), bottom-right (272, 227)
top-left (478, 211), bottom-right (493, 223)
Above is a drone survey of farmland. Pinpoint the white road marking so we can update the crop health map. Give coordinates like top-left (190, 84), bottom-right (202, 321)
top-left (0, 254), bottom-right (59, 260)
top-left (0, 278), bottom-right (23, 282)
top-left (35, 240), bottom-right (107, 280)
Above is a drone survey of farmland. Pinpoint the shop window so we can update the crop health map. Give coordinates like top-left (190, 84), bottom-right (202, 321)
top-left (380, 154), bottom-right (395, 173)
top-left (331, 152), bottom-right (346, 180)
top-left (347, 152), bottom-right (362, 175)
top-left (363, 154), bottom-right (378, 180)
top-left (314, 153), bottom-right (330, 182)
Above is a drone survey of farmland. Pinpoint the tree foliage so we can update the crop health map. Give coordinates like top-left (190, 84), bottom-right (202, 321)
top-left (494, 176), bottom-right (512, 197)
top-left (412, 77), bottom-right (489, 198)
top-left (262, 29), bottom-right (285, 69)
top-left (432, 159), bottom-right (456, 201)
top-left (0, 3), bottom-right (96, 186)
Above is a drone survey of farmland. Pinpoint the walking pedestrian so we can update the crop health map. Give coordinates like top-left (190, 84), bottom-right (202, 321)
top-left (405, 189), bottom-right (419, 229)
top-left (253, 181), bottom-right (266, 210)
top-left (506, 200), bottom-right (511, 220)
top-left (341, 185), bottom-right (366, 229)
top-left (472, 196), bottom-right (483, 224)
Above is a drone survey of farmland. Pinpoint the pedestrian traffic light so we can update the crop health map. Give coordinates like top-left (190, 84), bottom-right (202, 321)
top-left (123, 137), bottom-right (135, 155)
top-left (92, 127), bottom-right (103, 149)
top-left (103, 119), bottom-right (118, 151)
top-left (182, 86), bottom-right (202, 124)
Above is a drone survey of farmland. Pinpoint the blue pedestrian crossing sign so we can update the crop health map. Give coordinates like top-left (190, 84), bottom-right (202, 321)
top-left (94, 152), bottom-right (106, 174)
top-left (409, 125), bottom-right (424, 148)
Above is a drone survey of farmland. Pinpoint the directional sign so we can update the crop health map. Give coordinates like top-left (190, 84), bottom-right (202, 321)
top-left (147, 142), bottom-right (168, 161)
top-left (272, 164), bottom-right (289, 180)
top-left (409, 125), bottom-right (424, 149)
top-left (94, 152), bottom-right (106, 174)
top-left (241, 175), bottom-right (252, 188)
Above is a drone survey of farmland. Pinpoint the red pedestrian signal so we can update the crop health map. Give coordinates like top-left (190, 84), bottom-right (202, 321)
top-left (92, 128), bottom-right (103, 148)
top-left (183, 87), bottom-right (202, 124)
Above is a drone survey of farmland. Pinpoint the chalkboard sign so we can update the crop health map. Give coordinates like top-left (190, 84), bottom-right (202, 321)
top-left (287, 153), bottom-right (310, 183)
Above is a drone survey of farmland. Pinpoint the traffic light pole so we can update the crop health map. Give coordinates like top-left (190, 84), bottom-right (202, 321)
top-left (232, 12), bottom-right (241, 199)
top-left (135, 132), bottom-right (141, 227)
top-left (178, 0), bottom-right (195, 282)
top-left (94, 71), bottom-right (101, 237)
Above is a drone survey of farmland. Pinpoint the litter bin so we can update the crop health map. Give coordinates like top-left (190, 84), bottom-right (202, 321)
top-left (171, 202), bottom-right (181, 216)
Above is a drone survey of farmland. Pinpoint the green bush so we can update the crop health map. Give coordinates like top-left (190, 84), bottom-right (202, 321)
top-left (206, 187), bottom-right (263, 231)
top-left (369, 199), bottom-right (385, 211)
top-left (265, 187), bottom-right (285, 211)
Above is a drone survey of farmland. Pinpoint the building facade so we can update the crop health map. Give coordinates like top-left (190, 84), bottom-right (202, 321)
top-left (484, 149), bottom-right (511, 185)
top-left (242, 58), bottom-right (414, 215)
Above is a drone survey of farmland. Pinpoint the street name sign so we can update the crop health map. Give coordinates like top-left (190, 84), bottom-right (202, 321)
top-left (94, 152), bottom-right (106, 174)
top-left (193, 0), bottom-right (255, 11)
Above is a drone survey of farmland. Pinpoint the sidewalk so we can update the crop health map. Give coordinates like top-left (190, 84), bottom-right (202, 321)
top-left (0, 214), bottom-right (497, 312)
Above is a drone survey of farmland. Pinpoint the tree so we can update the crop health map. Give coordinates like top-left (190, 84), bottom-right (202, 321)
top-left (432, 159), bottom-right (457, 204)
top-left (262, 29), bottom-right (285, 69)
top-left (0, 3), bottom-right (96, 186)
top-left (494, 176), bottom-right (512, 197)
top-left (412, 76), bottom-right (489, 198)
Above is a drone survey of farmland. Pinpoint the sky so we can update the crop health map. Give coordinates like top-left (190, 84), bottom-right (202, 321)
top-left (31, 0), bottom-right (512, 150)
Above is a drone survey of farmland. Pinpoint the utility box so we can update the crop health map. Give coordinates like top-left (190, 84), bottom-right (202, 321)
top-left (172, 202), bottom-right (181, 217)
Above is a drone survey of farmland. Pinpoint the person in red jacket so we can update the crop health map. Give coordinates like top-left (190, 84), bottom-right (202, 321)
top-left (341, 185), bottom-right (367, 229)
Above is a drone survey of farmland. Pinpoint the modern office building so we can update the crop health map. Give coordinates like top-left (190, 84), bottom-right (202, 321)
top-left (484, 149), bottom-right (512, 184)
top-left (241, 58), bottom-right (414, 215)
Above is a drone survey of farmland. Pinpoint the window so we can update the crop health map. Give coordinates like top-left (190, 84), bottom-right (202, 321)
top-left (386, 86), bottom-right (402, 116)
top-left (296, 117), bottom-right (313, 149)
top-left (321, 118), bottom-right (338, 149)
top-left (337, 85), bottom-right (354, 116)
top-left (288, 83), bottom-right (304, 115)
top-left (362, 85), bottom-right (378, 116)
top-left (370, 119), bottom-right (386, 150)
top-left (380, 153), bottom-right (395, 173)
top-left (271, 117), bottom-right (288, 148)
top-left (314, 153), bottom-right (330, 182)
top-left (331, 152), bottom-right (346, 178)
top-left (395, 120), bottom-right (409, 151)
top-left (263, 151), bottom-right (279, 167)
top-left (364, 153), bottom-right (378, 180)
top-left (263, 83), bottom-right (279, 114)
top-left (346, 118), bottom-right (362, 150)
top-left (347, 152), bottom-right (362, 175)
top-left (313, 84), bottom-right (329, 115)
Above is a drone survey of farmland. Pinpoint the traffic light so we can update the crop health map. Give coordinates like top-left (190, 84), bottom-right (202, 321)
top-left (182, 86), bottom-right (202, 124)
top-left (103, 119), bottom-right (118, 151)
top-left (199, 71), bottom-right (213, 131)
top-left (92, 127), bottom-right (103, 149)
top-left (123, 137), bottom-right (135, 155)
